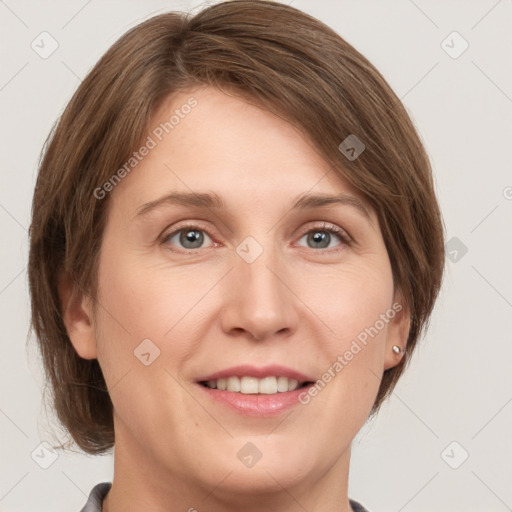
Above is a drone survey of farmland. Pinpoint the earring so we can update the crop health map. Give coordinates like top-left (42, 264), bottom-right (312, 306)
top-left (392, 345), bottom-right (403, 355)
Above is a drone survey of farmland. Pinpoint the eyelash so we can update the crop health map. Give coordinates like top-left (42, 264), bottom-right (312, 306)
top-left (160, 221), bottom-right (352, 254)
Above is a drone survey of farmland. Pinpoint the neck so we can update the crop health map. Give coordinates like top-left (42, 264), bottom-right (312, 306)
top-left (103, 418), bottom-right (354, 512)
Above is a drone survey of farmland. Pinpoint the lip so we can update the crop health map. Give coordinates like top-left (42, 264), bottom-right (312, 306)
top-left (196, 364), bottom-right (315, 383)
top-left (196, 382), bottom-right (314, 416)
top-left (195, 365), bottom-right (316, 417)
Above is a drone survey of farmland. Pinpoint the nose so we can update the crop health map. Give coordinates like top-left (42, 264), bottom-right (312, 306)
top-left (219, 245), bottom-right (300, 342)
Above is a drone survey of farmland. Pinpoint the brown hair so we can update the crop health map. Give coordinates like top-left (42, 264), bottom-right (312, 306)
top-left (28, 0), bottom-right (445, 454)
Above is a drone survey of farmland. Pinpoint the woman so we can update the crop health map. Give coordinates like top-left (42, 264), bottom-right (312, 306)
top-left (28, 1), bottom-right (445, 511)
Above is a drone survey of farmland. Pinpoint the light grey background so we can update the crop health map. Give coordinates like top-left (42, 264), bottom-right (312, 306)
top-left (1, 1), bottom-right (511, 511)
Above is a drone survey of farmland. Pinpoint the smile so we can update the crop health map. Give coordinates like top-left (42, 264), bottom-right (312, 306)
top-left (195, 365), bottom-right (316, 416)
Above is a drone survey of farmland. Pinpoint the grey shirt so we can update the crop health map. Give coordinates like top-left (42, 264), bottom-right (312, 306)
top-left (80, 482), bottom-right (370, 512)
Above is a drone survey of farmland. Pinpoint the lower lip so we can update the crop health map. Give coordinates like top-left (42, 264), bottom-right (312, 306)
top-left (196, 383), bottom-right (313, 416)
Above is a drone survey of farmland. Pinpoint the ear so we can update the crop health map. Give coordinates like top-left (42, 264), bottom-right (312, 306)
top-left (383, 292), bottom-right (411, 371)
top-left (58, 272), bottom-right (98, 360)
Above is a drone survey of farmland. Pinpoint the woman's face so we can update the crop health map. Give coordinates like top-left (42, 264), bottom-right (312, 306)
top-left (72, 86), bottom-right (408, 496)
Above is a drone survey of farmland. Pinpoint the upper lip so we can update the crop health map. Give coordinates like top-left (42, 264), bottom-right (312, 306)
top-left (196, 365), bottom-right (315, 383)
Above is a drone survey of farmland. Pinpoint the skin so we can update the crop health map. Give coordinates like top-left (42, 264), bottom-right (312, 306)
top-left (63, 86), bottom-right (409, 512)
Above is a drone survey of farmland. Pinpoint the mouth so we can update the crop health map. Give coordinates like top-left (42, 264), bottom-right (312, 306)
top-left (195, 365), bottom-right (316, 416)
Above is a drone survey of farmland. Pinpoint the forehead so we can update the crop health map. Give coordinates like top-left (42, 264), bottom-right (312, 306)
top-left (110, 86), bottom-right (371, 218)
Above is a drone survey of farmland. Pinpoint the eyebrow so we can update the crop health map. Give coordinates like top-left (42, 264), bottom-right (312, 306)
top-left (135, 191), bottom-right (372, 221)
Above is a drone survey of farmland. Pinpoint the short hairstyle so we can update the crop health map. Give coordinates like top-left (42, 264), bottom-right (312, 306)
top-left (28, 0), bottom-right (445, 454)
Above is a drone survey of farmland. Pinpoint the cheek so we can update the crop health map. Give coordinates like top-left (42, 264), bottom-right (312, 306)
top-left (301, 257), bottom-right (394, 347)
top-left (96, 233), bottom-right (201, 335)
top-left (92, 250), bottom-right (222, 385)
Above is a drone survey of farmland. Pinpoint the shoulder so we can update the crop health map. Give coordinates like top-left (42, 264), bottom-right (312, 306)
top-left (79, 482), bottom-right (112, 512)
top-left (350, 498), bottom-right (371, 512)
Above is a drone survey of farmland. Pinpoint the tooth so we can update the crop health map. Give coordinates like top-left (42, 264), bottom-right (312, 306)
top-left (287, 378), bottom-right (298, 391)
top-left (240, 376), bottom-right (259, 394)
top-left (208, 376), bottom-right (303, 393)
top-left (276, 376), bottom-right (289, 393)
top-left (259, 376), bottom-right (277, 394)
top-left (226, 376), bottom-right (241, 392)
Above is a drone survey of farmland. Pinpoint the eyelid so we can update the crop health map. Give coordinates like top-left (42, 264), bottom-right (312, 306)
top-left (295, 221), bottom-right (352, 244)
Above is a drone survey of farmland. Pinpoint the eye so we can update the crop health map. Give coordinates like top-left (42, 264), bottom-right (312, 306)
top-left (161, 224), bottom-right (214, 251)
top-left (160, 221), bottom-right (351, 253)
top-left (296, 223), bottom-right (351, 250)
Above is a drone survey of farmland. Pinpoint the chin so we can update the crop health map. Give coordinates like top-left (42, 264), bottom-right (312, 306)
top-left (203, 435), bottom-right (324, 492)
